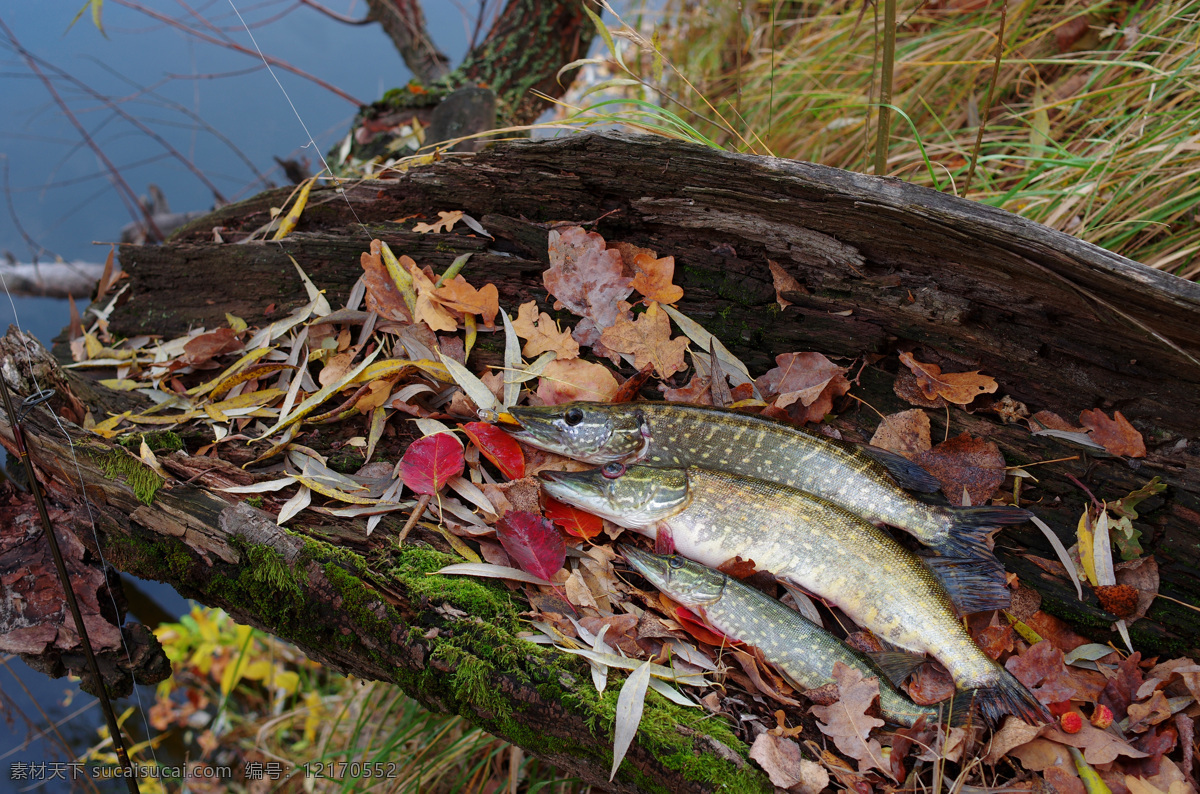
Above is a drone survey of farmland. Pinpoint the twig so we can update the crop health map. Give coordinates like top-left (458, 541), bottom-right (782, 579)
top-left (298, 0), bottom-right (372, 25)
top-left (873, 0), bottom-right (897, 176)
top-left (964, 0), bottom-right (1008, 194)
top-left (1065, 472), bottom-right (1104, 513)
top-left (397, 493), bottom-right (433, 544)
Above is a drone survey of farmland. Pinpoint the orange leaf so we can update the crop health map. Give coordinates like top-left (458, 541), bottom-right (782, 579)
top-left (1079, 409), bottom-right (1145, 458)
top-left (536, 358), bottom-right (620, 405)
top-left (898, 351), bottom-right (998, 405)
top-left (628, 250), bottom-right (683, 305)
top-left (542, 494), bottom-right (604, 539)
top-left (754, 352), bottom-right (850, 424)
top-left (461, 422), bottom-right (525, 479)
top-left (598, 301), bottom-right (689, 378)
top-left (544, 227), bottom-right (632, 344)
top-left (511, 301), bottom-right (579, 359)
top-left (413, 210), bottom-right (463, 234)
top-left (432, 276), bottom-right (499, 328)
top-left (360, 240), bottom-right (411, 322)
top-left (767, 260), bottom-right (805, 309)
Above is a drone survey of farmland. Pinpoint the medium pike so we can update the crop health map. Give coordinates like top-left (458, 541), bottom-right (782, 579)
top-left (620, 546), bottom-right (969, 727)
top-left (540, 464), bottom-right (1049, 726)
top-left (507, 402), bottom-right (1030, 561)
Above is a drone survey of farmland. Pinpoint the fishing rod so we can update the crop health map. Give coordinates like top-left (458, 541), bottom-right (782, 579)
top-left (0, 375), bottom-right (141, 794)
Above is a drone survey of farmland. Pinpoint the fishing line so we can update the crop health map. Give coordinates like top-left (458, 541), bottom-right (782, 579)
top-left (0, 273), bottom-right (156, 788)
top-left (224, 0), bottom-right (373, 241)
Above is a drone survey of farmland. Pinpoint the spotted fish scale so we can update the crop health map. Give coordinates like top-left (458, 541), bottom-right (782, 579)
top-left (508, 401), bottom-right (1031, 561)
top-left (539, 464), bottom-right (1049, 725)
top-left (621, 547), bottom-right (947, 726)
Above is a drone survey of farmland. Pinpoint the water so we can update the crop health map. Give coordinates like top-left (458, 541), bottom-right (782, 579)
top-left (1, 2), bottom-right (478, 786)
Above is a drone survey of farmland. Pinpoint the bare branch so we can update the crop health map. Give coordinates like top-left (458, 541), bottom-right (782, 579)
top-left (364, 0), bottom-right (452, 84)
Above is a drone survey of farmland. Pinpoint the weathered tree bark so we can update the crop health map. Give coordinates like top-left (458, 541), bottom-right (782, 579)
top-left (4, 133), bottom-right (1200, 792)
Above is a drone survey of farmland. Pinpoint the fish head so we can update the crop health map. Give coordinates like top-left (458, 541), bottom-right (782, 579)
top-left (505, 403), bottom-right (649, 463)
top-left (619, 545), bottom-right (725, 607)
top-left (537, 464), bottom-right (689, 529)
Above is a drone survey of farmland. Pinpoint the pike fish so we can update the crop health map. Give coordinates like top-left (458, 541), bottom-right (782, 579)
top-left (507, 402), bottom-right (1031, 562)
top-left (621, 546), bottom-right (969, 727)
top-left (540, 464), bottom-right (1050, 726)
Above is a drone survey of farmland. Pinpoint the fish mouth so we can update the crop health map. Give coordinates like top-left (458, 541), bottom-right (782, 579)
top-left (536, 469), bottom-right (603, 500)
top-left (618, 544), bottom-right (670, 585)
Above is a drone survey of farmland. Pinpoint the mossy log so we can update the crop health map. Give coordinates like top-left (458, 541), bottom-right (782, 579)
top-left (4, 132), bottom-right (1200, 792)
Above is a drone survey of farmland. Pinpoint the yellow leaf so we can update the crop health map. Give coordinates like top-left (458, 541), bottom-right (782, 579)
top-left (272, 177), bottom-right (314, 240)
top-left (225, 313), bottom-right (247, 333)
top-left (1077, 507), bottom-right (1098, 586)
top-left (209, 388), bottom-right (286, 412)
top-left (241, 660), bottom-right (273, 681)
top-left (90, 411), bottom-right (131, 438)
top-left (273, 669), bottom-right (300, 695)
top-left (98, 379), bottom-right (145, 391)
top-left (188, 346), bottom-right (273, 397)
top-left (290, 474), bottom-right (380, 504)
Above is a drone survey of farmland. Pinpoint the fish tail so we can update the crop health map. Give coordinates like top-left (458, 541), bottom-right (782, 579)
top-left (860, 445), bottom-right (941, 493)
top-left (971, 667), bottom-right (1052, 727)
top-left (928, 506), bottom-right (1033, 560)
top-left (922, 556), bottom-right (1012, 613)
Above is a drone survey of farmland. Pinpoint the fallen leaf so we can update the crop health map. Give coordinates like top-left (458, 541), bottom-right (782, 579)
top-left (898, 351), bottom-right (998, 405)
top-left (431, 276), bottom-right (500, 328)
top-left (610, 660), bottom-right (653, 781)
top-left (413, 210), bottom-right (463, 233)
top-left (545, 227), bottom-right (633, 345)
top-left (598, 301), bottom-right (690, 378)
top-left (461, 422), bottom-right (525, 480)
top-left (494, 511), bottom-right (566, 581)
top-left (1080, 409), bottom-right (1146, 458)
top-left (182, 328), bottom-right (243, 367)
top-left (511, 301), bottom-right (579, 359)
top-left (768, 260), bottom-right (805, 309)
top-left (985, 716), bottom-right (1041, 764)
top-left (749, 733), bottom-right (829, 792)
top-left (626, 249), bottom-right (683, 305)
top-left (906, 662), bottom-right (956, 705)
top-left (400, 433), bottom-right (465, 496)
top-left (869, 409), bottom-right (932, 460)
top-left (405, 259), bottom-right (459, 332)
top-left (1031, 410), bottom-right (1088, 433)
top-left (810, 662), bottom-right (892, 779)
top-left (1127, 691), bottom-right (1173, 733)
top-left (1095, 584), bottom-right (1141, 619)
top-left (1100, 651), bottom-right (1145, 721)
top-left (1043, 721), bottom-right (1149, 765)
top-left (717, 556), bottom-right (759, 580)
top-left (915, 432), bottom-right (1006, 506)
top-left (360, 240), bottom-right (411, 322)
top-left (660, 373), bottom-right (713, 405)
top-left (565, 569), bottom-right (598, 610)
top-left (542, 495), bottom-right (604, 540)
top-left (754, 352), bottom-right (851, 424)
top-left (536, 358), bottom-right (620, 405)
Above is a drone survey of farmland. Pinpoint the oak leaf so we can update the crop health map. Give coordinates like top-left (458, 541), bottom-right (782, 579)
top-left (405, 259), bottom-right (458, 332)
top-left (181, 328), bottom-right (242, 367)
top-left (810, 662), bottom-right (892, 778)
top-left (659, 373), bottom-right (714, 405)
top-left (749, 733), bottom-right (829, 793)
top-left (898, 351), bottom-right (998, 405)
top-left (1080, 409), bottom-right (1146, 458)
top-left (915, 432), bottom-right (1006, 506)
top-left (412, 210), bottom-right (463, 233)
top-left (598, 301), bottom-right (689, 378)
top-left (510, 301), bottom-right (579, 359)
top-left (359, 240), bottom-right (411, 322)
top-left (625, 247), bottom-right (683, 305)
top-left (432, 276), bottom-right (499, 328)
top-left (544, 227), bottom-right (632, 345)
top-left (536, 358), bottom-right (620, 405)
top-left (755, 352), bottom-right (850, 424)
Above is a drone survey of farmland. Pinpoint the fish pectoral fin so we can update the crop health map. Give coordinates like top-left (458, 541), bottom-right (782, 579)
top-left (777, 579), bottom-right (824, 625)
top-left (867, 650), bottom-right (927, 686)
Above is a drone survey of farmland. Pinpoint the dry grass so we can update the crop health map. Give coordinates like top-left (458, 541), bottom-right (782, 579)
top-left (602, 0), bottom-right (1200, 276)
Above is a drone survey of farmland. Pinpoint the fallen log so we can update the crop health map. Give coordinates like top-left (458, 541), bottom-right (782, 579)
top-left (3, 132), bottom-right (1199, 792)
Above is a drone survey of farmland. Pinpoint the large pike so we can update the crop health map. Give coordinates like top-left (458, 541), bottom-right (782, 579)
top-left (540, 464), bottom-right (1049, 726)
top-left (620, 546), bottom-right (968, 727)
top-left (507, 402), bottom-right (1030, 561)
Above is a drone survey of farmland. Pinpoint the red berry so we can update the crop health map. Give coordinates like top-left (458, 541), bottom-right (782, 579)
top-left (1091, 704), bottom-right (1114, 729)
top-left (1060, 712), bottom-right (1084, 734)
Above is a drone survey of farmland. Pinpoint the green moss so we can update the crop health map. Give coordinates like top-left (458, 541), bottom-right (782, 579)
top-left (87, 444), bottom-right (163, 505)
top-left (118, 430), bottom-right (184, 455)
top-left (245, 496), bottom-right (264, 509)
top-left (241, 542), bottom-right (304, 598)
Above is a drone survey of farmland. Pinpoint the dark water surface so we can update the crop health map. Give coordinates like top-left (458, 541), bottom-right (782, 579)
top-left (2, 1), bottom-right (477, 786)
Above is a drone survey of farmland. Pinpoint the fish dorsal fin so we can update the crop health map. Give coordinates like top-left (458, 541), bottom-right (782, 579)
top-left (859, 444), bottom-right (941, 493)
top-left (922, 555), bottom-right (1012, 614)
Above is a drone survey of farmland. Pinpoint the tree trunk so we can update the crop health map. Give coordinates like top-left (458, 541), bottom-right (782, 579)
top-left (4, 132), bottom-right (1200, 792)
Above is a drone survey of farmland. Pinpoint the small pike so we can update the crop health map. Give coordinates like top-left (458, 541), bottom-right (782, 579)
top-left (540, 464), bottom-right (1050, 726)
top-left (621, 546), bottom-right (967, 727)
top-left (507, 402), bottom-right (1030, 562)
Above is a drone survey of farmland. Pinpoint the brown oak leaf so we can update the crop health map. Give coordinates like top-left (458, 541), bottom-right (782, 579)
top-left (660, 373), bottom-right (714, 405)
top-left (869, 409), bottom-right (932, 460)
top-left (811, 662), bottom-right (892, 779)
top-left (431, 276), bottom-right (499, 328)
top-left (915, 432), bottom-right (1006, 506)
top-left (598, 301), bottom-right (689, 378)
top-left (544, 227), bottom-right (632, 345)
top-left (535, 358), bottom-right (619, 405)
top-left (511, 301), bottom-right (579, 359)
top-left (1080, 409), bottom-right (1146, 458)
top-left (749, 733), bottom-right (829, 793)
top-left (898, 351), bottom-right (998, 405)
top-left (181, 327), bottom-right (242, 367)
top-left (755, 352), bottom-right (851, 424)
top-left (405, 259), bottom-right (458, 332)
top-left (412, 210), bottom-right (463, 233)
top-left (359, 240), bottom-right (411, 322)
top-left (619, 244), bottom-right (683, 305)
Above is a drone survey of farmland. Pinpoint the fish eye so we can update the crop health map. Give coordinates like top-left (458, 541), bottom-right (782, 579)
top-left (601, 462), bottom-right (625, 479)
top-left (565, 407), bottom-right (584, 426)
top-left (668, 556), bottom-right (685, 569)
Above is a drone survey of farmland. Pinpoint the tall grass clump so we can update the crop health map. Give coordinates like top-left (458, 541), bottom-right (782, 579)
top-left (600, 0), bottom-right (1200, 277)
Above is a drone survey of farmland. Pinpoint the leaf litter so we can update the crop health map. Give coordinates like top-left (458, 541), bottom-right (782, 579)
top-left (70, 220), bottom-right (1195, 792)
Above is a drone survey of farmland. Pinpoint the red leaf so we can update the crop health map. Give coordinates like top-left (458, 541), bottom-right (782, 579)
top-left (461, 422), bottom-right (525, 480)
top-left (674, 606), bottom-right (737, 648)
top-left (542, 494), bottom-right (604, 539)
top-left (400, 433), bottom-right (465, 495)
top-left (495, 511), bottom-right (565, 580)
